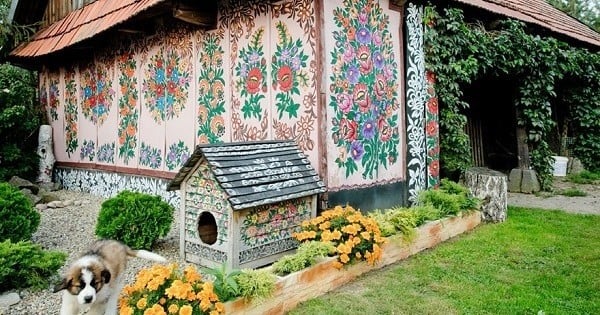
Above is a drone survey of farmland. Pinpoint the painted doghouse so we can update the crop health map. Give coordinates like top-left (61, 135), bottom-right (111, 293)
top-left (168, 140), bottom-right (326, 269)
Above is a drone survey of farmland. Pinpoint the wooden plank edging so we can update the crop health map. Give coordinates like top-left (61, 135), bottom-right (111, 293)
top-left (224, 211), bottom-right (482, 314)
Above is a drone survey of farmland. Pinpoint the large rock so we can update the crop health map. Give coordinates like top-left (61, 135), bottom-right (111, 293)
top-left (8, 176), bottom-right (39, 195)
top-left (464, 167), bottom-right (507, 223)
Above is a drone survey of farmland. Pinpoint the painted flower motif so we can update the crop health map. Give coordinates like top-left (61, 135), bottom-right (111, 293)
top-left (246, 67), bottom-right (263, 94)
top-left (330, 0), bottom-right (401, 179)
top-left (143, 48), bottom-right (191, 124)
top-left (139, 142), bottom-right (162, 169)
top-left (276, 65), bottom-right (293, 92)
top-left (117, 53), bottom-right (139, 164)
top-left (64, 70), bottom-right (79, 157)
top-left (80, 66), bottom-right (115, 125)
top-left (426, 120), bottom-right (438, 136)
top-left (429, 160), bottom-right (440, 177)
top-left (48, 78), bottom-right (60, 121)
top-left (97, 143), bottom-right (115, 163)
top-left (165, 140), bottom-right (190, 171)
top-left (427, 97), bottom-right (438, 113)
top-left (80, 139), bottom-right (95, 161)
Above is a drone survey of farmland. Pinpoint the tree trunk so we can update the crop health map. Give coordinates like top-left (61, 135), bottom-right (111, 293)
top-left (464, 167), bottom-right (507, 223)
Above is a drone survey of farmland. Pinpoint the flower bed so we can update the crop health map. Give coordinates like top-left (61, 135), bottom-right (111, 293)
top-left (224, 210), bottom-right (481, 314)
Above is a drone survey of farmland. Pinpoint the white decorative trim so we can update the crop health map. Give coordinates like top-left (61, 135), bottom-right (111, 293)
top-left (405, 3), bottom-right (427, 203)
top-left (54, 167), bottom-right (180, 208)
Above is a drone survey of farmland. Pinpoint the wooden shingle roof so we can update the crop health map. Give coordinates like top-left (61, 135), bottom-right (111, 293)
top-left (168, 141), bottom-right (326, 210)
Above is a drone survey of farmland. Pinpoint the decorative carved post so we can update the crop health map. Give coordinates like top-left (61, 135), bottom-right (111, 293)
top-left (37, 125), bottom-right (55, 183)
top-left (465, 167), bottom-right (507, 223)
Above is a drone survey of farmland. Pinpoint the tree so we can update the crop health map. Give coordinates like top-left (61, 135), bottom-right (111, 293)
top-left (547, 0), bottom-right (600, 32)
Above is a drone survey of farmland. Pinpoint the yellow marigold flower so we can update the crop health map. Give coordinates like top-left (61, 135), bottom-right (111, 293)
top-left (337, 243), bottom-right (351, 254)
top-left (341, 224), bottom-right (356, 235)
top-left (310, 216), bottom-right (324, 226)
top-left (340, 253), bottom-right (350, 263)
top-left (159, 298), bottom-right (167, 305)
top-left (333, 205), bottom-right (344, 212)
top-left (331, 229), bottom-right (342, 240)
top-left (307, 230), bottom-right (317, 239)
top-left (347, 214), bottom-right (360, 223)
top-left (352, 236), bottom-right (361, 245)
top-left (215, 302), bottom-right (225, 313)
top-left (318, 221), bottom-right (331, 230)
top-left (184, 265), bottom-right (202, 283)
top-left (179, 305), bottom-right (193, 315)
top-left (200, 299), bottom-right (212, 312)
top-left (137, 297), bottom-right (148, 310)
top-left (120, 306), bottom-right (134, 315)
top-left (361, 231), bottom-right (371, 240)
top-left (168, 304), bottom-right (179, 314)
top-left (321, 230), bottom-right (333, 242)
top-left (301, 220), bottom-right (310, 228)
top-left (210, 311), bottom-right (220, 315)
top-left (144, 304), bottom-right (166, 315)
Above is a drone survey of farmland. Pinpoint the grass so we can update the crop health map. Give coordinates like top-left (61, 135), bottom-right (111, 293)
top-left (566, 170), bottom-right (600, 185)
top-left (289, 207), bottom-right (600, 315)
top-left (557, 188), bottom-right (588, 197)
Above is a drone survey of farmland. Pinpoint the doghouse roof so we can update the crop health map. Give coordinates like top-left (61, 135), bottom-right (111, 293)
top-left (168, 140), bottom-right (326, 210)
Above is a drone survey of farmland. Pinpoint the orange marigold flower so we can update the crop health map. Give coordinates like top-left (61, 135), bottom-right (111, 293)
top-left (137, 297), bottom-right (147, 309)
top-left (168, 304), bottom-right (179, 314)
top-left (361, 231), bottom-right (372, 240)
top-left (321, 230), bottom-right (333, 242)
top-left (318, 221), bottom-right (331, 230)
top-left (121, 306), bottom-right (134, 315)
top-left (184, 265), bottom-right (202, 283)
top-left (215, 302), bottom-right (225, 313)
top-left (331, 229), bottom-right (342, 240)
top-left (340, 253), bottom-right (350, 263)
top-left (332, 261), bottom-right (344, 269)
top-left (179, 305), bottom-right (193, 315)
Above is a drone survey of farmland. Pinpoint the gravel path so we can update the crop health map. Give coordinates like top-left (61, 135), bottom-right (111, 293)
top-left (5, 190), bottom-right (185, 315)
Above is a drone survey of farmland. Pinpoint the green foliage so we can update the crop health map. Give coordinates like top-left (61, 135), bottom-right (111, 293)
top-left (202, 263), bottom-right (242, 302)
top-left (557, 188), bottom-right (587, 197)
top-left (418, 189), bottom-right (462, 216)
top-left (425, 5), bottom-right (600, 189)
top-left (95, 190), bottom-right (174, 249)
top-left (0, 240), bottom-right (66, 291)
top-left (0, 64), bottom-right (42, 181)
top-left (0, 182), bottom-right (40, 242)
top-left (272, 241), bottom-right (335, 276)
top-left (234, 269), bottom-right (277, 304)
top-left (567, 170), bottom-right (600, 184)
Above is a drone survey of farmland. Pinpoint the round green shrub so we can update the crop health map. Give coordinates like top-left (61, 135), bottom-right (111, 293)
top-left (0, 182), bottom-right (40, 242)
top-left (95, 190), bottom-right (174, 249)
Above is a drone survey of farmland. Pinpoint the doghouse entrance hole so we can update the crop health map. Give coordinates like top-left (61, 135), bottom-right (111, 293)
top-left (197, 212), bottom-right (218, 245)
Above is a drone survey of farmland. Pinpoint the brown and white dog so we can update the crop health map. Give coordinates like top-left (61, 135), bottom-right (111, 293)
top-left (53, 239), bottom-right (167, 315)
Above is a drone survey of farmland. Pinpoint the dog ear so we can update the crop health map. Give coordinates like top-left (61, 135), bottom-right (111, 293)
top-left (101, 269), bottom-right (111, 284)
top-left (53, 278), bottom-right (69, 293)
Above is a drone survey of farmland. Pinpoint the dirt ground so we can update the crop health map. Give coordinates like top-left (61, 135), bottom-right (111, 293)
top-left (507, 176), bottom-right (600, 215)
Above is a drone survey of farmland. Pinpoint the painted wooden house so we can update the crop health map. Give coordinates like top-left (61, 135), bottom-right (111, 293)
top-left (8, 0), bottom-right (600, 211)
top-left (166, 140), bottom-right (325, 269)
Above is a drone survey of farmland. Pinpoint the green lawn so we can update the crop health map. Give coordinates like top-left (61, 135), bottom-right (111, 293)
top-left (289, 207), bottom-right (600, 315)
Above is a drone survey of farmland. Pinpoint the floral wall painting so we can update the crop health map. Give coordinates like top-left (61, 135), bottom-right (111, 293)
top-left (117, 52), bottom-right (139, 165)
top-left (64, 68), bottom-right (79, 159)
top-left (234, 27), bottom-right (269, 121)
top-left (426, 70), bottom-right (440, 188)
top-left (139, 142), bottom-right (163, 170)
top-left (326, 0), bottom-right (403, 188)
top-left (165, 140), bottom-right (191, 171)
top-left (80, 63), bottom-right (115, 126)
top-left (48, 77), bottom-right (60, 122)
top-left (143, 47), bottom-right (191, 124)
top-left (197, 32), bottom-right (227, 144)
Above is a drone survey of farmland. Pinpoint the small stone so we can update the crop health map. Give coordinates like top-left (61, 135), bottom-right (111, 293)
top-left (0, 292), bottom-right (20, 308)
top-left (73, 200), bottom-right (82, 206)
top-left (35, 204), bottom-right (48, 211)
top-left (47, 201), bottom-right (64, 208)
top-left (63, 200), bottom-right (74, 206)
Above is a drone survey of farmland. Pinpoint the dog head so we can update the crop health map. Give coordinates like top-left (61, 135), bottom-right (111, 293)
top-left (53, 258), bottom-right (111, 305)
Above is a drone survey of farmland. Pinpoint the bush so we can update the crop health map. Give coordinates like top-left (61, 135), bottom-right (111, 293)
top-left (202, 263), bottom-right (242, 302)
top-left (234, 269), bottom-right (277, 303)
top-left (0, 182), bottom-right (40, 242)
top-left (0, 240), bottom-right (66, 291)
top-left (418, 180), bottom-right (480, 216)
top-left (95, 190), bottom-right (174, 249)
top-left (272, 241), bottom-right (335, 276)
top-left (0, 64), bottom-right (42, 182)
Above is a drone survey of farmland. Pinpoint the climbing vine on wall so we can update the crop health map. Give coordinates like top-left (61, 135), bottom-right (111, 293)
top-left (424, 5), bottom-right (600, 190)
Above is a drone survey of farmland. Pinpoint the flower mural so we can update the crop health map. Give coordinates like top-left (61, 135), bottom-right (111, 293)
top-left (240, 199), bottom-right (311, 248)
top-left (64, 70), bottom-right (78, 157)
top-left (234, 27), bottom-right (267, 120)
top-left (139, 142), bottom-right (162, 170)
top-left (48, 78), bottom-right (60, 121)
top-left (143, 48), bottom-right (191, 124)
top-left (330, 0), bottom-right (401, 179)
top-left (80, 65), bottom-right (115, 125)
top-left (117, 52), bottom-right (139, 164)
top-left (272, 21), bottom-right (309, 119)
top-left (80, 139), bottom-right (95, 161)
top-left (426, 70), bottom-right (440, 188)
top-left (97, 142), bottom-right (115, 164)
top-left (197, 33), bottom-right (226, 144)
top-left (165, 140), bottom-right (190, 171)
